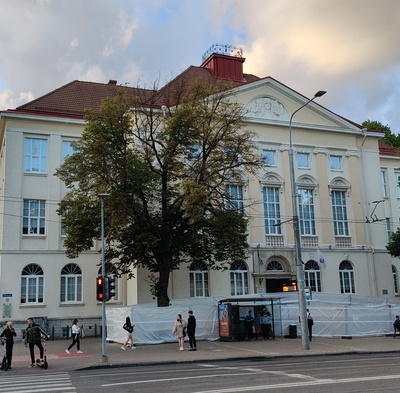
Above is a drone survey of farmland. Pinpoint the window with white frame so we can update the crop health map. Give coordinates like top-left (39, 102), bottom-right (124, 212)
top-left (23, 199), bottom-right (45, 235)
top-left (331, 190), bottom-right (349, 236)
top-left (24, 137), bottom-right (47, 173)
top-left (386, 218), bottom-right (392, 243)
top-left (262, 150), bottom-right (276, 166)
top-left (381, 170), bottom-right (387, 198)
top-left (225, 184), bottom-right (244, 213)
top-left (297, 153), bottom-right (309, 169)
top-left (263, 187), bottom-right (281, 235)
top-left (21, 264), bottom-right (44, 304)
top-left (62, 140), bottom-right (75, 163)
top-left (329, 155), bottom-right (342, 170)
top-left (298, 188), bottom-right (316, 235)
top-left (392, 265), bottom-right (399, 294)
top-left (305, 260), bottom-right (321, 292)
top-left (396, 173), bottom-right (400, 198)
top-left (189, 261), bottom-right (209, 297)
top-left (60, 263), bottom-right (82, 302)
top-left (230, 261), bottom-right (248, 296)
top-left (339, 260), bottom-right (355, 293)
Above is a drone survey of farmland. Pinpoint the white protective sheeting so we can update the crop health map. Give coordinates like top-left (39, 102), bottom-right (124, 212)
top-left (106, 292), bottom-right (400, 344)
top-left (106, 297), bottom-right (220, 345)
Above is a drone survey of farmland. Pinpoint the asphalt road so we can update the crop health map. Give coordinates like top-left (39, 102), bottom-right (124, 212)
top-left (62, 352), bottom-right (400, 393)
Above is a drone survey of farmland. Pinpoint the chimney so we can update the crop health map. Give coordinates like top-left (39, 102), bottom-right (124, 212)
top-left (201, 44), bottom-right (245, 82)
top-left (108, 79), bottom-right (117, 85)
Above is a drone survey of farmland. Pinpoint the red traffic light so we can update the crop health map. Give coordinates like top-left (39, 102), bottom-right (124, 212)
top-left (96, 276), bottom-right (105, 301)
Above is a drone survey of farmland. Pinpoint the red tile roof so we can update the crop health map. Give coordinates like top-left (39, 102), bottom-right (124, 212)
top-left (14, 80), bottom-right (153, 119)
top-left (378, 140), bottom-right (400, 157)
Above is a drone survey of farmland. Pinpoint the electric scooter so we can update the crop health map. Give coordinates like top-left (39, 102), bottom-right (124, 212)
top-left (0, 337), bottom-right (8, 371)
top-left (35, 335), bottom-right (49, 369)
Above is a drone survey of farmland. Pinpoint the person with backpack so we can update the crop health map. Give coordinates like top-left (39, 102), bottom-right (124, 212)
top-left (121, 316), bottom-right (136, 350)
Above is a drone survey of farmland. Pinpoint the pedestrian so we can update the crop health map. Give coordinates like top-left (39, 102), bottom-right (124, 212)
top-left (187, 310), bottom-right (197, 351)
top-left (172, 314), bottom-right (186, 351)
top-left (0, 321), bottom-right (16, 369)
top-left (307, 309), bottom-right (314, 342)
top-left (65, 319), bottom-right (83, 354)
top-left (260, 309), bottom-right (272, 340)
top-left (25, 317), bottom-right (49, 368)
top-left (121, 316), bottom-right (136, 350)
top-left (244, 309), bottom-right (255, 340)
top-left (393, 315), bottom-right (400, 338)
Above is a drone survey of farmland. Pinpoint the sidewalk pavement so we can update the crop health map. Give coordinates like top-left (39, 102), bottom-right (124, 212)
top-left (8, 335), bottom-right (400, 372)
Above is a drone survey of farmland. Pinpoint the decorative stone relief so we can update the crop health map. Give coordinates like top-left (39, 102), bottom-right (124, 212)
top-left (244, 97), bottom-right (289, 121)
top-left (345, 150), bottom-right (360, 158)
top-left (313, 147), bottom-right (329, 155)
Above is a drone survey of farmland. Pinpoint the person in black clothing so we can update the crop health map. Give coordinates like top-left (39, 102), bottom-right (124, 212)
top-left (187, 310), bottom-right (197, 351)
top-left (394, 315), bottom-right (400, 338)
top-left (25, 317), bottom-right (49, 368)
top-left (0, 321), bottom-right (17, 369)
top-left (307, 309), bottom-right (314, 342)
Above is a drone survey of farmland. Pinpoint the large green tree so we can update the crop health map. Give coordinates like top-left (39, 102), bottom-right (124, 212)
top-left (56, 80), bottom-right (264, 306)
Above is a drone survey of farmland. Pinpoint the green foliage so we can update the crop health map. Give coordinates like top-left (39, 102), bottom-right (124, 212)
top-left (56, 81), bottom-right (264, 306)
top-left (386, 229), bottom-right (400, 258)
top-left (362, 119), bottom-right (400, 147)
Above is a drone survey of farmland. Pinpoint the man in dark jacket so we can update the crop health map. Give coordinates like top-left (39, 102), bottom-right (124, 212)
top-left (394, 315), bottom-right (400, 338)
top-left (25, 317), bottom-right (49, 368)
top-left (187, 310), bottom-right (197, 351)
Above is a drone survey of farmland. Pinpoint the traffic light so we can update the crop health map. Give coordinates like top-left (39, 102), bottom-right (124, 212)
top-left (105, 276), bottom-right (116, 301)
top-left (96, 276), bottom-right (105, 302)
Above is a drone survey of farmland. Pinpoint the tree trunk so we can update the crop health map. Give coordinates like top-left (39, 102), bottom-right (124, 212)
top-left (157, 265), bottom-right (170, 307)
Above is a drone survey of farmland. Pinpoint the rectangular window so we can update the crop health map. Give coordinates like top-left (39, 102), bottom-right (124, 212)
top-left (225, 184), bottom-right (244, 213)
top-left (21, 276), bottom-right (44, 303)
top-left (297, 153), bottom-right (309, 169)
top-left (330, 155), bottom-right (341, 170)
top-left (262, 150), bottom-right (276, 166)
top-left (24, 137), bottom-right (47, 173)
top-left (331, 191), bottom-right (349, 236)
top-left (60, 276), bottom-right (82, 302)
top-left (298, 188), bottom-right (316, 235)
top-left (386, 218), bottom-right (392, 243)
top-left (62, 140), bottom-right (75, 163)
top-left (396, 173), bottom-right (400, 198)
top-left (263, 187), bottom-right (281, 235)
top-left (381, 171), bottom-right (387, 198)
top-left (230, 271), bottom-right (248, 296)
top-left (23, 199), bottom-right (45, 235)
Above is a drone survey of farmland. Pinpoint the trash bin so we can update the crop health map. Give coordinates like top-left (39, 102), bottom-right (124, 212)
top-left (289, 324), bottom-right (297, 338)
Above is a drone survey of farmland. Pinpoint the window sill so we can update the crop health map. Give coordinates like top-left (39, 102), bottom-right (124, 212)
top-left (19, 304), bottom-right (46, 308)
top-left (59, 302), bottom-right (85, 307)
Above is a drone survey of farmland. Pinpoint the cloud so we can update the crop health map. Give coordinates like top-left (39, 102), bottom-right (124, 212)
top-left (1, 0), bottom-right (400, 131)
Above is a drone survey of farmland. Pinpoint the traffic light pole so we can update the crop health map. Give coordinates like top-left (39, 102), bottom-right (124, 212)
top-left (99, 193), bottom-right (108, 363)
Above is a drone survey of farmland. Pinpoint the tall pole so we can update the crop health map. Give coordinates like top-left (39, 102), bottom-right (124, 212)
top-left (288, 91), bottom-right (326, 350)
top-left (99, 193), bottom-right (108, 363)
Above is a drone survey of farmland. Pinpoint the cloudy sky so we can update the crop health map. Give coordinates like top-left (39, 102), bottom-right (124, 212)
top-left (1, 0), bottom-right (399, 131)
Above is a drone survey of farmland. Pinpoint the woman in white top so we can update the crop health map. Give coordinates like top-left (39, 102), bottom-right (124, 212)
top-left (66, 319), bottom-right (83, 354)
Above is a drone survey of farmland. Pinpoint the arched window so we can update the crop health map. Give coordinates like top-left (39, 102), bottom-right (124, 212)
top-left (189, 261), bottom-right (209, 297)
top-left (97, 266), bottom-right (119, 301)
top-left (339, 260), bottom-right (355, 293)
top-left (61, 263), bottom-right (82, 302)
top-left (305, 260), bottom-right (321, 292)
top-left (393, 265), bottom-right (399, 294)
top-left (267, 260), bottom-right (284, 271)
top-left (230, 261), bottom-right (248, 296)
top-left (21, 264), bottom-right (44, 304)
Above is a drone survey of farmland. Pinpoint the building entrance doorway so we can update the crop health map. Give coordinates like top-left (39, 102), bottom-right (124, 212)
top-left (265, 278), bottom-right (289, 293)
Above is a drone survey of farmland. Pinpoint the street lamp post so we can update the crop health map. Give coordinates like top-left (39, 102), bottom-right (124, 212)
top-left (288, 90), bottom-right (326, 350)
top-left (99, 193), bottom-right (109, 363)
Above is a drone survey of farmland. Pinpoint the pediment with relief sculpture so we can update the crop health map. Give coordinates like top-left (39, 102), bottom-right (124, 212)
top-left (243, 96), bottom-right (289, 121)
